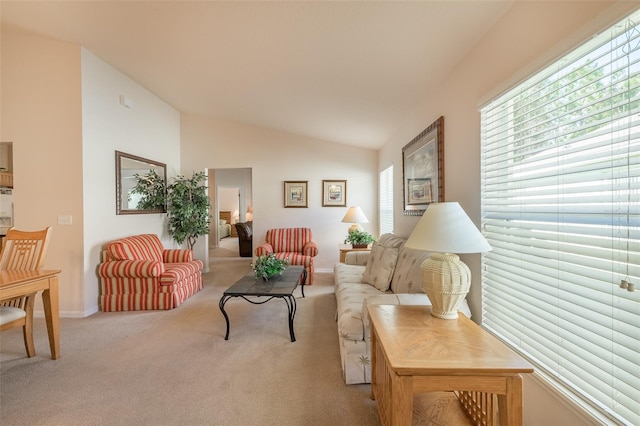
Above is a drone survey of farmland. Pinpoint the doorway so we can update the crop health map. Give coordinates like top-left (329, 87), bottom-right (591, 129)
top-left (208, 167), bottom-right (252, 259)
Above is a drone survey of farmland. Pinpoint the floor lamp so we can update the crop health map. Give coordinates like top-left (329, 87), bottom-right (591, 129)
top-left (404, 202), bottom-right (492, 319)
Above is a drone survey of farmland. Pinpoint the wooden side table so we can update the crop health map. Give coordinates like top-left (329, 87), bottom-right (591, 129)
top-left (338, 243), bottom-right (370, 262)
top-left (369, 304), bottom-right (533, 426)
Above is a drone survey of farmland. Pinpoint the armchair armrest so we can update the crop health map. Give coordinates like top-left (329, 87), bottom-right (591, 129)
top-left (255, 243), bottom-right (273, 257)
top-left (303, 241), bottom-right (318, 257)
top-left (98, 260), bottom-right (164, 278)
top-left (163, 249), bottom-right (194, 263)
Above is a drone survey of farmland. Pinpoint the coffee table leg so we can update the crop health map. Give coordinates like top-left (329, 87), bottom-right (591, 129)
top-left (300, 269), bottom-right (308, 298)
top-left (283, 295), bottom-right (297, 342)
top-left (219, 295), bottom-right (232, 340)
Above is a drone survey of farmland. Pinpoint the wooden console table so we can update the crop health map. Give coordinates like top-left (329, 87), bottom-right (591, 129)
top-left (369, 304), bottom-right (533, 426)
top-left (0, 270), bottom-right (61, 359)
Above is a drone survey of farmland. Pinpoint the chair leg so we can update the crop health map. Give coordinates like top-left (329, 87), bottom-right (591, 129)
top-left (22, 294), bottom-right (36, 357)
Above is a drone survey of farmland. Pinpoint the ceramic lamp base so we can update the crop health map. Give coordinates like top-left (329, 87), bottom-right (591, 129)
top-left (420, 253), bottom-right (471, 319)
top-left (348, 223), bottom-right (363, 233)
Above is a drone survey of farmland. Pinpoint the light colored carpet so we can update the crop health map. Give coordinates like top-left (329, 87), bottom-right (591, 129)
top-left (210, 236), bottom-right (240, 258)
top-left (0, 261), bottom-right (378, 425)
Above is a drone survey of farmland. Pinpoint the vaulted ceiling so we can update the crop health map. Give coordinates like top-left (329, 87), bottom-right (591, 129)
top-left (1, 1), bottom-right (514, 149)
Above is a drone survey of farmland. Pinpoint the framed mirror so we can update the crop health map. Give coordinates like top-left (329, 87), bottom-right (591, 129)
top-left (402, 116), bottom-right (444, 216)
top-left (115, 151), bottom-right (167, 215)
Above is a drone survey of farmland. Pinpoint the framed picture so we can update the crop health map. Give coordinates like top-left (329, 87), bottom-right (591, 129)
top-left (283, 181), bottom-right (308, 208)
top-left (407, 178), bottom-right (432, 205)
top-left (402, 116), bottom-right (444, 215)
top-left (322, 179), bottom-right (347, 207)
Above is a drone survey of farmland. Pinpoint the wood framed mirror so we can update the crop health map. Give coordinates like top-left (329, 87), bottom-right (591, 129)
top-left (115, 151), bottom-right (167, 215)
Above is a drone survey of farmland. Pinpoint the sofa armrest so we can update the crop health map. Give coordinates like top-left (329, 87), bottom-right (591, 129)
top-left (98, 260), bottom-right (164, 278)
top-left (255, 243), bottom-right (273, 257)
top-left (345, 251), bottom-right (370, 265)
top-left (303, 241), bottom-right (318, 257)
top-left (163, 249), bottom-right (193, 263)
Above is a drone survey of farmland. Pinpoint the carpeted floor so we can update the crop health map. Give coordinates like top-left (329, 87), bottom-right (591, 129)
top-left (0, 260), bottom-right (378, 425)
top-left (210, 237), bottom-right (241, 258)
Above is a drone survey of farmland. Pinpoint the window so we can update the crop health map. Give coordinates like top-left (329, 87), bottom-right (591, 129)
top-left (379, 165), bottom-right (394, 235)
top-left (481, 10), bottom-right (639, 425)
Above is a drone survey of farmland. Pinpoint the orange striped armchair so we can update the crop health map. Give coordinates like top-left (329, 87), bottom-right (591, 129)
top-left (98, 234), bottom-right (203, 311)
top-left (255, 228), bottom-right (318, 284)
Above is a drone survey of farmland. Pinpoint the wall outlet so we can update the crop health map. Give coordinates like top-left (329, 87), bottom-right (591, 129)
top-left (58, 215), bottom-right (72, 225)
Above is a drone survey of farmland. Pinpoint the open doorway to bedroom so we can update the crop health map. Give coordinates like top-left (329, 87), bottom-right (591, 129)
top-left (208, 167), bottom-right (252, 259)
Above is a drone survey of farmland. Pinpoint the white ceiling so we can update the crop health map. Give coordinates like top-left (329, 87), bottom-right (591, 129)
top-left (0, 1), bottom-right (514, 149)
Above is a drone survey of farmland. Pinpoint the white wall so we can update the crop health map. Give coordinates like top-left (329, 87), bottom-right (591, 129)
top-left (377, 1), bottom-right (637, 425)
top-left (81, 49), bottom-right (181, 315)
top-left (180, 114), bottom-right (378, 272)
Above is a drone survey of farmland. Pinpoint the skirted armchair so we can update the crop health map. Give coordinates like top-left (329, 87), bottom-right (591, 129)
top-left (255, 228), bottom-right (318, 284)
top-left (98, 234), bottom-right (203, 311)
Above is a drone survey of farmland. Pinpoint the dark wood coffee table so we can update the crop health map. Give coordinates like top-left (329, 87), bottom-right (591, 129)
top-left (218, 265), bottom-right (306, 342)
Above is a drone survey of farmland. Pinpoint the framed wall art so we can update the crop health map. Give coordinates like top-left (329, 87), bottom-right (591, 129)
top-left (402, 116), bottom-right (444, 215)
top-left (322, 179), bottom-right (347, 207)
top-left (283, 180), bottom-right (308, 208)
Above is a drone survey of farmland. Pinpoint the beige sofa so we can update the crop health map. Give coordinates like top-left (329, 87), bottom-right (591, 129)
top-left (333, 233), bottom-right (471, 384)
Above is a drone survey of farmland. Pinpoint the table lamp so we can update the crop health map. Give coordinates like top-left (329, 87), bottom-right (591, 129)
top-left (246, 206), bottom-right (253, 222)
top-left (404, 202), bottom-right (492, 319)
top-left (342, 206), bottom-right (369, 233)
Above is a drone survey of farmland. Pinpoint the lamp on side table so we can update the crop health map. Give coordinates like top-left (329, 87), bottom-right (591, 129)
top-left (404, 202), bottom-right (492, 319)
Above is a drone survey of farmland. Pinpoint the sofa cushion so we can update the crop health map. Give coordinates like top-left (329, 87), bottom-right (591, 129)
top-left (390, 247), bottom-right (431, 294)
top-left (336, 281), bottom-right (385, 341)
top-left (360, 243), bottom-right (398, 291)
top-left (159, 261), bottom-right (204, 286)
top-left (107, 234), bottom-right (164, 263)
top-left (377, 233), bottom-right (406, 249)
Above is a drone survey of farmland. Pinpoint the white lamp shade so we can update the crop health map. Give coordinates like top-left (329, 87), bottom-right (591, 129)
top-left (341, 206), bottom-right (369, 224)
top-left (404, 202), bottom-right (492, 254)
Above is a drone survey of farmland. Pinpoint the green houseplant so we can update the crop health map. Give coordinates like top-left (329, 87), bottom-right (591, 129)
top-left (344, 229), bottom-right (375, 248)
top-left (130, 169), bottom-right (166, 211)
top-left (252, 254), bottom-right (289, 281)
top-left (166, 171), bottom-right (211, 250)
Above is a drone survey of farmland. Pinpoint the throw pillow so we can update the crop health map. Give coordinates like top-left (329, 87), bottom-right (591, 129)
top-left (361, 243), bottom-right (399, 292)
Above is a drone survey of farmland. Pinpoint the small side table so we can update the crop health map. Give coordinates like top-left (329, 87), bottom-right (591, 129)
top-left (339, 243), bottom-right (370, 262)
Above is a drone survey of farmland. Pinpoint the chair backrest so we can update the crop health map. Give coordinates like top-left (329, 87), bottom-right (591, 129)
top-left (235, 222), bottom-right (252, 240)
top-left (0, 227), bottom-right (52, 271)
top-left (265, 228), bottom-right (312, 253)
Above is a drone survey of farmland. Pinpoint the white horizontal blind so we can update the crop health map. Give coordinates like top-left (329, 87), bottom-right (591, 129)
top-left (379, 165), bottom-right (394, 235)
top-left (481, 10), bottom-right (640, 426)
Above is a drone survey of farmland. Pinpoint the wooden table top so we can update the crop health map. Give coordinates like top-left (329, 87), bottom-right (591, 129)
top-left (0, 269), bottom-right (61, 287)
top-left (369, 304), bottom-right (534, 376)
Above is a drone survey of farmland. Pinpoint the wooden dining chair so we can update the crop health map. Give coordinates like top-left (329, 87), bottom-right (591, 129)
top-left (0, 227), bottom-right (52, 357)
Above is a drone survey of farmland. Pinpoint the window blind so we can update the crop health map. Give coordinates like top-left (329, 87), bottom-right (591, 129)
top-left (379, 165), bottom-right (394, 235)
top-left (480, 10), bottom-right (639, 426)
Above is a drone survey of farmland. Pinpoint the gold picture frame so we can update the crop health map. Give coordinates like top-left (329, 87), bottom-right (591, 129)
top-left (322, 179), bottom-right (347, 207)
top-left (402, 116), bottom-right (444, 215)
top-left (284, 181), bottom-right (308, 208)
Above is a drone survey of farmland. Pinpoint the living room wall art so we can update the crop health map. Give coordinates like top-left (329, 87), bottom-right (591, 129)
top-left (402, 116), bottom-right (444, 216)
top-left (322, 179), bottom-right (347, 207)
top-left (283, 180), bottom-right (308, 208)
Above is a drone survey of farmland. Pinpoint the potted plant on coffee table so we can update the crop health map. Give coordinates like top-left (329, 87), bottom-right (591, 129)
top-left (344, 229), bottom-right (375, 248)
top-left (252, 254), bottom-right (289, 281)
